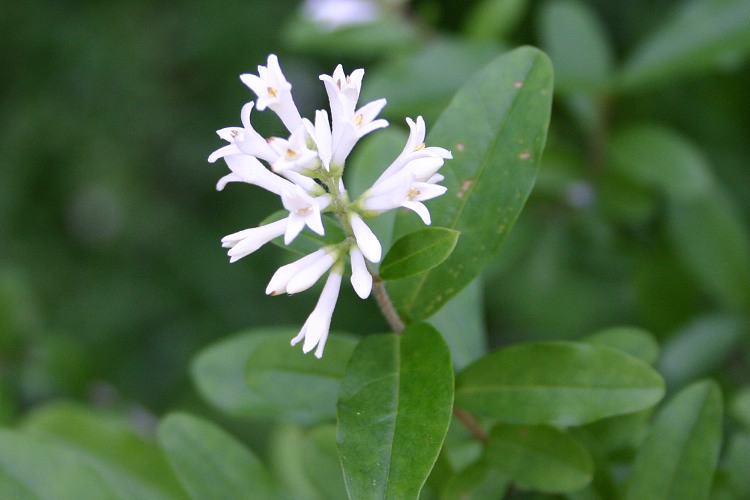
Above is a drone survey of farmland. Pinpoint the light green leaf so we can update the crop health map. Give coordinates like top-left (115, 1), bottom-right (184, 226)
top-left (191, 327), bottom-right (357, 424)
top-left (337, 323), bottom-right (454, 499)
top-left (625, 380), bottom-right (723, 500)
top-left (723, 433), bottom-right (750, 498)
top-left (20, 402), bottom-right (184, 499)
top-left (621, 0), bottom-right (750, 90)
top-left (608, 124), bottom-right (714, 201)
top-left (0, 429), bottom-right (121, 499)
top-left (379, 227), bottom-right (460, 280)
top-left (484, 424), bottom-right (593, 493)
top-left (584, 326), bottom-right (660, 365)
top-left (245, 332), bottom-right (359, 424)
top-left (455, 342), bottom-right (665, 426)
top-left (658, 314), bottom-right (746, 388)
top-left (730, 387), bottom-right (750, 429)
top-left (537, 0), bottom-right (614, 92)
top-left (388, 46), bottom-right (553, 322)
top-left (158, 413), bottom-right (276, 500)
top-left (441, 459), bottom-right (510, 500)
top-left (667, 194), bottom-right (750, 309)
top-left (428, 278), bottom-right (487, 371)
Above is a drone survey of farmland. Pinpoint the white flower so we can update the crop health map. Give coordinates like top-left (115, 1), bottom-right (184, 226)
top-left (222, 219), bottom-right (288, 263)
top-left (208, 102), bottom-right (278, 165)
top-left (349, 247), bottom-right (372, 299)
top-left (303, 110), bottom-right (333, 171)
top-left (375, 116), bottom-right (452, 184)
top-left (266, 247), bottom-right (338, 296)
top-left (302, 0), bottom-right (382, 31)
top-left (320, 65), bottom-right (388, 166)
top-left (267, 124), bottom-right (320, 174)
top-left (361, 169), bottom-right (447, 225)
top-left (240, 54), bottom-right (303, 133)
top-left (281, 184), bottom-right (330, 244)
top-left (216, 154), bottom-right (295, 194)
top-left (290, 270), bottom-right (343, 358)
top-left (349, 213), bottom-right (382, 263)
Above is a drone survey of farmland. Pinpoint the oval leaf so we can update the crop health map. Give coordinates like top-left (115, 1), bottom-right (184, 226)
top-left (387, 46), bottom-right (553, 322)
top-left (625, 380), bottom-right (723, 500)
top-left (158, 413), bottom-right (276, 500)
top-left (484, 424), bottom-right (593, 493)
top-left (192, 327), bottom-right (357, 424)
top-left (584, 325), bottom-right (660, 365)
top-left (337, 323), bottom-right (454, 499)
top-left (0, 429), bottom-right (121, 499)
top-left (455, 342), bottom-right (665, 426)
top-left (379, 227), bottom-right (460, 280)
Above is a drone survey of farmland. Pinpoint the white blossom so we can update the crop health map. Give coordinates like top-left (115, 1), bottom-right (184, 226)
top-left (208, 102), bottom-right (278, 165)
top-left (349, 247), bottom-right (372, 299)
top-left (281, 185), bottom-right (330, 244)
top-left (360, 169), bottom-right (447, 225)
top-left (266, 247), bottom-right (338, 296)
top-left (267, 124), bottom-right (320, 174)
top-left (222, 219), bottom-right (288, 263)
top-left (240, 54), bottom-right (302, 133)
top-left (349, 213), bottom-right (382, 263)
top-left (290, 270), bottom-right (343, 358)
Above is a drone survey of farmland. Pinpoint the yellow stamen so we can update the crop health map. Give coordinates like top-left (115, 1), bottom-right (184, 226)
top-left (230, 130), bottom-right (240, 138)
top-left (407, 188), bottom-right (421, 200)
top-left (414, 143), bottom-right (425, 151)
top-left (354, 114), bottom-right (363, 126)
top-left (296, 207), bottom-right (312, 216)
top-left (267, 86), bottom-right (278, 98)
top-left (285, 149), bottom-right (298, 159)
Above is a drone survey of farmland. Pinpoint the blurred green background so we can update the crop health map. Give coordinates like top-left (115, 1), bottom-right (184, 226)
top-left (2, 0), bottom-right (749, 424)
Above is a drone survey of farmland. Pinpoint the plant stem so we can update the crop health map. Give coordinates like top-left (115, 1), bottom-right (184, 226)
top-left (372, 274), bottom-right (405, 334)
top-left (452, 406), bottom-right (488, 443)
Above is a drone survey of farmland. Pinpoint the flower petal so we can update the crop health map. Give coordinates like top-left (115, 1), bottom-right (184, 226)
top-left (350, 214), bottom-right (382, 263)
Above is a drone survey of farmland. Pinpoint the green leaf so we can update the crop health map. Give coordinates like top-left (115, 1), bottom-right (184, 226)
top-left (379, 227), bottom-right (460, 280)
top-left (0, 429), bottom-right (121, 499)
top-left (191, 327), bottom-right (357, 424)
top-left (625, 380), bottom-right (723, 500)
top-left (427, 278), bottom-right (487, 371)
top-left (583, 326), bottom-right (660, 365)
top-left (484, 424), bottom-right (594, 493)
top-left (455, 342), bottom-right (665, 426)
top-left (658, 314), bottom-right (746, 388)
top-left (387, 46), bottom-right (553, 322)
top-left (158, 413), bottom-right (276, 500)
top-left (20, 402), bottom-right (184, 499)
top-left (608, 124), bottom-right (714, 201)
top-left (730, 386), bottom-right (750, 429)
top-left (667, 194), bottom-right (750, 309)
top-left (723, 433), bottom-right (750, 498)
top-left (620, 0), bottom-right (750, 90)
top-left (337, 323), bottom-right (454, 499)
top-left (441, 459), bottom-right (510, 500)
top-left (245, 332), bottom-right (358, 424)
top-left (537, 0), bottom-right (614, 92)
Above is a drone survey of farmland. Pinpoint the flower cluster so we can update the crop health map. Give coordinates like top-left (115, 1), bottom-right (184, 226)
top-left (210, 54), bottom-right (451, 358)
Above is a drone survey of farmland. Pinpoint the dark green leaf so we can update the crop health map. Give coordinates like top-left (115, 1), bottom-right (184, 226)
top-left (379, 227), bottom-right (460, 280)
top-left (464, 0), bottom-right (529, 41)
top-left (387, 46), bottom-right (553, 322)
top-left (455, 342), bottom-right (665, 426)
top-left (537, 0), bottom-right (614, 92)
top-left (621, 0), bottom-right (750, 90)
top-left (625, 380), bottom-right (723, 500)
top-left (158, 413), bottom-right (276, 500)
top-left (337, 323), bottom-right (454, 498)
top-left (584, 326), bottom-right (660, 365)
top-left (192, 328), bottom-right (357, 424)
top-left (484, 424), bottom-right (593, 493)
top-left (730, 387), bottom-right (750, 429)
